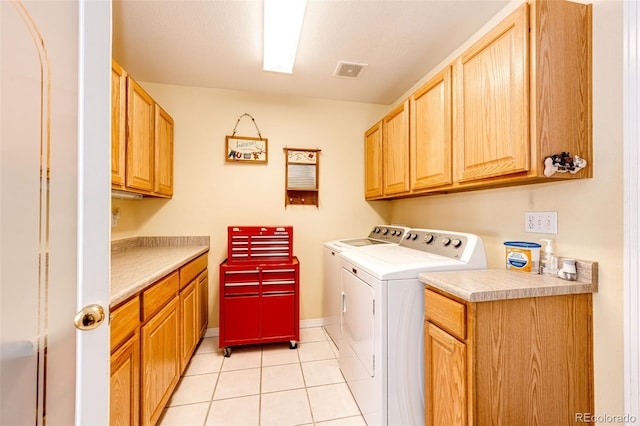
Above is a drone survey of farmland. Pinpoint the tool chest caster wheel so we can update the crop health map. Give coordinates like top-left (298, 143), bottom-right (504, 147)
top-left (223, 346), bottom-right (232, 357)
top-left (289, 340), bottom-right (297, 349)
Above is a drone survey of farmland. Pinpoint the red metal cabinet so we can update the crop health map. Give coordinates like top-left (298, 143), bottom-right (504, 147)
top-left (219, 258), bottom-right (299, 356)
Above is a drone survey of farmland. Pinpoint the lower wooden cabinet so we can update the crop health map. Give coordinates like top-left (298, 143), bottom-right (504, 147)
top-left (110, 331), bottom-right (140, 426)
top-left (179, 280), bottom-right (198, 372)
top-left (423, 288), bottom-right (594, 426)
top-left (110, 253), bottom-right (209, 426)
top-left (197, 270), bottom-right (209, 337)
top-left (141, 297), bottom-right (180, 426)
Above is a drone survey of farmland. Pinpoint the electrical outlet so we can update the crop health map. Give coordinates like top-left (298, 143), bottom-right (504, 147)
top-left (524, 211), bottom-right (558, 234)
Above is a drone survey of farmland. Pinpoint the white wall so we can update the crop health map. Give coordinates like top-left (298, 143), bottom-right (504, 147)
top-left (112, 86), bottom-right (390, 324)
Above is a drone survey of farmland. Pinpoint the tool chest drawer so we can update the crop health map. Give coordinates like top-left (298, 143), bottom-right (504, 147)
top-left (219, 257), bottom-right (300, 357)
top-left (227, 226), bottom-right (293, 264)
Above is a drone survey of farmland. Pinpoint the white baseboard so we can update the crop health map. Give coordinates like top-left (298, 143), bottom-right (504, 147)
top-left (203, 317), bottom-right (328, 339)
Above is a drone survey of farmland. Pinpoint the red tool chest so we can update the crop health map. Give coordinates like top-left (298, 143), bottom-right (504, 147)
top-left (219, 226), bottom-right (299, 357)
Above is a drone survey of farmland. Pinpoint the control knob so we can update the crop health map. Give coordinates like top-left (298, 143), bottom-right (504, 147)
top-left (451, 239), bottom-right (462, 248)
top-left (424, 234), bottom-right (435, 244)
top-left (442, 237), bottom-right (451, 246)
top-left (382, 228), bottom-right (389, 235)
top-left (411, 233), bottom-right (418, 240)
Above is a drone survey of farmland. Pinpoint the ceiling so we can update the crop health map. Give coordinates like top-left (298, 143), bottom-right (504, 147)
top-left (112, 0), bottom-right (510, 105)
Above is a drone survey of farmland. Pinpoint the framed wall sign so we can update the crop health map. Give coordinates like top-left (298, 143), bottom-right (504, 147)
top-left (226, 136), bottom-right (268, 163)
top-left (284, 148), bottom-right (321, 206)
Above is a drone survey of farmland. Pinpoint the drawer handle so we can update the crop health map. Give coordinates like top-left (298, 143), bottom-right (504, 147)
top-left (225, 282), bottom-right (259, 287)
top-left (352, 268), bottom-right (357, 275)
top-left (262, 280), bottom-right (295, 285)
top-left (262, 269), bottom-right (295, 273)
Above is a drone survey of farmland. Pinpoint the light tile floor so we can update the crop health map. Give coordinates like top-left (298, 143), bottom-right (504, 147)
top-left (158, 327), bottom-right (366, 426)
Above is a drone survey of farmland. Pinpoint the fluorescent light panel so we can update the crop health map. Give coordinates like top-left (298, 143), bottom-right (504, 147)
top-left (263, 0), bottom-right (307, 74)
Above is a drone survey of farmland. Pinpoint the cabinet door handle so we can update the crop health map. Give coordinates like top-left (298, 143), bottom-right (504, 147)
top-left (341, 292), bottom-right (346, 313)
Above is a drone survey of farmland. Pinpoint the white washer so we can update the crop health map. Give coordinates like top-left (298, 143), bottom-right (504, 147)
top-left (323, 225), bottom-right (409, 347)
top-left (338, 228), bottom-right (487, 426)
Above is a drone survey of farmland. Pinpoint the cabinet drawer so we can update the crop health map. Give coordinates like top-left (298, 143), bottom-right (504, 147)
top-left (262, 267), bottom-right (296, 294)
top-left (179, 253), bottom-right (208, 290)
top-left (142, 271), bottom-right (179, 322)
top-left (425, 289), bottom-right (466, 340)
top-left (111, 296), bottom-right (141, 352)
top-left (224, 283), bottom-right (260, 296)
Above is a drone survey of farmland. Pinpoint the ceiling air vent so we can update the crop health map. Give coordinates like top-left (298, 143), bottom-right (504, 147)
top-left (334, 61), bottom-right (367, 79)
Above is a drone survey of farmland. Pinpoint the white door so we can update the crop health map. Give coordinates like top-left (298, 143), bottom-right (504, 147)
top-left (1, 1), bottom-right (111, 424)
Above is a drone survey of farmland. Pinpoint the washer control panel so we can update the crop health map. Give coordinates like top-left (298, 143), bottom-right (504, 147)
top-left (400, 229), bottom-right (469, 259)
top-left (367, 225), bottom-right (409, 244)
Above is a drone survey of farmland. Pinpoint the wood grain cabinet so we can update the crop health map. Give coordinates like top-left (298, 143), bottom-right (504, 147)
top-left (410, 67), bottom-right (453, 192)
top-left (455, 0), bottom-right (592, 187)
top-left (109, 253), bottom-right (209, 426)
top-left (141, 272), bottom-right (180, 426)
top-left (154, 105), bottom-right (174, 197)
top-left (382, 100), bottom-right (410, 197)
top-left (111, 59), bottom-right (174, 198)
top-left (364, 0), bottom-right (592, 199)
top-left (178, 253), bottom-right (208, 372)
top-left (110, 296), bottom-right (141, 426)
top-left (126, 77), bottom-right (155, 193)
top-left (423, 288), bottom-right (594, 426)
top-left (364, 121), bottom-right (383, 200)
top-left (111, 60), bottom-right (127, 187)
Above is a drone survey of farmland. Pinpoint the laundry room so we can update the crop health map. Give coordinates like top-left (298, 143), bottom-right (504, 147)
top-left (107, 0), bottom-right (624, 424)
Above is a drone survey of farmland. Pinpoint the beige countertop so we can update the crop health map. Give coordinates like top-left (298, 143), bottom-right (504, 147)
top-left (419, 264), bottom-right (598, 303)
top-left (110, 236), bottom-right (209, 307)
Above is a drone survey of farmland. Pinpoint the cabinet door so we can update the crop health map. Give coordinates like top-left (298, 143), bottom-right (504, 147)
top-left (110, 332), bottom-right (140, 426)
top-left (126, 77), bottom-right (155, 192)
top-left (222, 296), bottom-right (260, 343)
top-left (111, 60), bottom-right (127, 187)
top-left (179, 281), bottom-right (198, 373)
top-left (141, 298), bottom-right (179, 426)
top-left (364, 121), bottom-right (383, 199)
top-left (261, 294), bottom-right (296, 339)
top-left (197, 270), bottom-right (209, 337)
top-left (455, 4), bottom-right (529, 182)
top-left (383, 100), bottom-right (410, 195)
top-left (410, 67), bottom-right (452, 191)
top-left (424, 323), bottom-right (466, 426)
top-left (154, 104), bottom-right (173, 197)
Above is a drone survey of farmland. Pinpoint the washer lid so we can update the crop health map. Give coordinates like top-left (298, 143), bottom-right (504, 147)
top-left (340, 245), bottom-right (476, 280)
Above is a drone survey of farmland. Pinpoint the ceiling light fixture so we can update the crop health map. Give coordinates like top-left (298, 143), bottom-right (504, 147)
top-left (263, 0), bottom-right (307, 74)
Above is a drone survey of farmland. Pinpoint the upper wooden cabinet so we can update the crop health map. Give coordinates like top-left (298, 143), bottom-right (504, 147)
top-left (111, 59), bottom-right (174, 198)
top-left (410, 67), bottom-right (453, 192)
top-left (111, 60), bottom-right (127, 187)
top-left (382, 100), bottom-right (410, 196)
top-left (364, 0), bottom-right (592, 199)
top-left (126, 77), bottom-right (155, 193)
top-left (364, 122), bottom-right (383, 200)
top-left (154, 105), bottom-right (174, 197)
top-left (455, 4), bottom-right (529, 182)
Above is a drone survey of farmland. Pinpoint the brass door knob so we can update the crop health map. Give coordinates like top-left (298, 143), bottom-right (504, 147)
top-left (74, 304), bottom-right (105, 330)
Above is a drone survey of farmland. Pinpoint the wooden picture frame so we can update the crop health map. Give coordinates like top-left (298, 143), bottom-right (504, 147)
top-left (225, 136), bottom-right (268, 163)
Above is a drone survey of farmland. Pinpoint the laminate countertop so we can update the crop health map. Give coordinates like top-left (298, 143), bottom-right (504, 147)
top-left (419, 263), bottom-right (598, 303)
top-left (111, 236), bottom-right (210, 307)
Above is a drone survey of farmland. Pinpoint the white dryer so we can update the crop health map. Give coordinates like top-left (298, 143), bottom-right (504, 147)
top-left (323, 225), bottom-right (409, 347)
top-left (339, 228), bottom-right (487, 426)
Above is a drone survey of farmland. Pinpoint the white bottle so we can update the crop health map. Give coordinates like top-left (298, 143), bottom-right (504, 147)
top-left (539, 239), bottom-right (557, 276)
